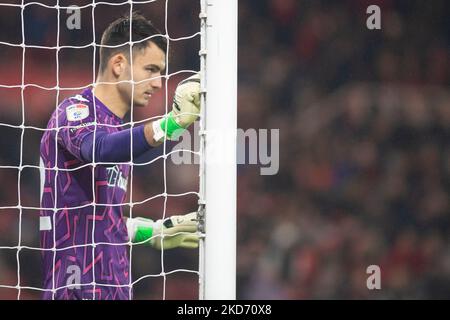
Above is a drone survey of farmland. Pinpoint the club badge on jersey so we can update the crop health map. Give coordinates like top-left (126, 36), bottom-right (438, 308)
top-left (66, 104), bottom-right (90, 122)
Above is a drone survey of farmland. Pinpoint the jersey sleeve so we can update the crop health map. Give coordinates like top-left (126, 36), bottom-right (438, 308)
top-left (55, 99), bottom-right (153, 164)
top-left (56, 101), bottom-right (108, 161)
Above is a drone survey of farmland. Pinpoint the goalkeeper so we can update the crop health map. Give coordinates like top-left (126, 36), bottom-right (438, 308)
top-left (39, 13), bottom-right (200, 300)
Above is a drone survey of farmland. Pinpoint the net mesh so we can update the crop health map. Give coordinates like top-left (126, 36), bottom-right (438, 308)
top-left (0, 0), bottom-right (201, 300)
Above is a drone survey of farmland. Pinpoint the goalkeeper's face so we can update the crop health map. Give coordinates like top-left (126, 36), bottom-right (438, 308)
top-left (120, 41), bottom-right (166, 107)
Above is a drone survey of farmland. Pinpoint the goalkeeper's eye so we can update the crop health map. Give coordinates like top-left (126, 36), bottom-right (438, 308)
top-left (145, 65), bottom-right (161, 74)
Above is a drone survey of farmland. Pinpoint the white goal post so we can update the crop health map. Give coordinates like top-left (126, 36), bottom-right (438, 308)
top-left (199, 0), bottom-right (237, 300)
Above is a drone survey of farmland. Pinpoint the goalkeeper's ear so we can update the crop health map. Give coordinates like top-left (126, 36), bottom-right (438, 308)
top-left (110, 53), bottom-right (128, 78)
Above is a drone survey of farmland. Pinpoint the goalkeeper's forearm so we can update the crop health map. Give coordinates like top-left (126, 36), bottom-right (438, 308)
top-left (78, 116), bottom-right (189, 166)
top-left (80, 125), bottom-right (156, 163)
top-left (80, 74), bottom-right (200, 162)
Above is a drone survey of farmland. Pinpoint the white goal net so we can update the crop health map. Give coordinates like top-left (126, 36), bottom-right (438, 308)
top-left (0, 0), bottom-right (224, 300)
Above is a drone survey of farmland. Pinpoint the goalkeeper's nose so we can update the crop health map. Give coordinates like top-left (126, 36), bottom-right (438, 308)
top-left (149, 75), bottom-right (162, 90)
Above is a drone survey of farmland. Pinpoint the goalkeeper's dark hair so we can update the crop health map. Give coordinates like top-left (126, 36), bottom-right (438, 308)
top-left (99, 12), bottom-right (167, 73)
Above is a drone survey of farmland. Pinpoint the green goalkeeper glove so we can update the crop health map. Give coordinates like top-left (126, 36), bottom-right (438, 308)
top-left (152, 73), bottom-right (201, 142)
top-left (126, 212), bottom-right (199, 250)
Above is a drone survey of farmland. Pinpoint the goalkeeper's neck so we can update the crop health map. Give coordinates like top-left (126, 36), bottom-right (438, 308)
top-left (92, 76), bottom-right (130, 119)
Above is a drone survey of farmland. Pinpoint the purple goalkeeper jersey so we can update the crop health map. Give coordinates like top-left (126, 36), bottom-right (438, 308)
top-left (40, 88), bottom-right (131, 300)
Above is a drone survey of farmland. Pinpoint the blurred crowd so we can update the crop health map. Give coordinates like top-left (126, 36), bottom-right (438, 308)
top-left (0, 0), bottom-right (449, 299)
top-left (237, 0), bottom-right (449, 299)
top-left (238, 83), bottom-right (449, 299)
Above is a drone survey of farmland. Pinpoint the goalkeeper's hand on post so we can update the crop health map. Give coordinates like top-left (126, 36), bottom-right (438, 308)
top-left (152, 73), bottom-right (201, 142)
top-left (126, 212), bottom-right (199, 250)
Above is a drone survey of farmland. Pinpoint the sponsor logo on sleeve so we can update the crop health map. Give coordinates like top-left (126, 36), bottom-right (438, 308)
top-left (69, 121), bottom-right (96, 133)
top-left (66, 104), bottom-right (90, 122)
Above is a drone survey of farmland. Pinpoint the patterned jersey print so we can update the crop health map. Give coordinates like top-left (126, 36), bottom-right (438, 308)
top-left (40, 89), bottom-right (131, 300)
